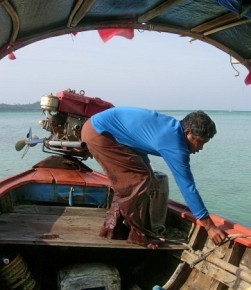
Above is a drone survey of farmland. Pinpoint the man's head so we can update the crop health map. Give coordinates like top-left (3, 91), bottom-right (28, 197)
top-left (181, 111), bottom-right (217, 154)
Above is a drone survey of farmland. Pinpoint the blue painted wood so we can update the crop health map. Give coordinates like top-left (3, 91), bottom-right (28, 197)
top-left (11, 183), bottom-right (109, 207)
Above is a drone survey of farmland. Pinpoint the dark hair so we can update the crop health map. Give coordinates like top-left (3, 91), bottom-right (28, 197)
top-left (181, 110), bottom-right (217, 139)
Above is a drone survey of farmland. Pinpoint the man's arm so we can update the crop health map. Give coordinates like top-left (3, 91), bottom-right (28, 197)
top-left (200, 216), bottom-right (226, 244)
top-left (160, 148), bottom-right (226, 245)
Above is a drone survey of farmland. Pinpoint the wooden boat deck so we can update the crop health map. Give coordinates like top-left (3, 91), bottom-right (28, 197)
top-left (0, 205), bottom-right (187, 250)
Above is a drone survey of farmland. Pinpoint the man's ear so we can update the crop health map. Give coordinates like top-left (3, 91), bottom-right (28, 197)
top-left (184, 128), bottom-right (191, 136)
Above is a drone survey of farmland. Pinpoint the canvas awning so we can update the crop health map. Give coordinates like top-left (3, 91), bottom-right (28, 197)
top-left (1, 0), bottom-right (251, 74)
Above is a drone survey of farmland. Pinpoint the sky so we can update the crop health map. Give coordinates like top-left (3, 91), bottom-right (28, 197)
top-left (0, 30), bottom-right (250, 110)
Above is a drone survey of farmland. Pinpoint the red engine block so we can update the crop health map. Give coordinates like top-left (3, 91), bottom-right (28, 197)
top-left (57, 90), bottom-right (114, 117)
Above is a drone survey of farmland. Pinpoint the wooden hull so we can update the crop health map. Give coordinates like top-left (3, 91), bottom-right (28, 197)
top-left (0, 156), bottom-right (250, 290)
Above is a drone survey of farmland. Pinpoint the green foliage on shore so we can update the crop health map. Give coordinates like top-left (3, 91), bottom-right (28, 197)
top-left (0, 102), bottom-right (40, 112)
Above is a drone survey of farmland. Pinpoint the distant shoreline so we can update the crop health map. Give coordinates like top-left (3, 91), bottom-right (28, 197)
top-left (0, 103), bottom-right (250, 113)
top-left (0, 102), bottom-right (40, 112)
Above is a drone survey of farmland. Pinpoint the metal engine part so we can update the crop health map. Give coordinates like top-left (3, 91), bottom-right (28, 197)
top-left (39, 93), bottom-right (89, 158)
top-left (40, 112), bottom-right (87, 141)
top-left (16, 90), bottom-right (113, 159)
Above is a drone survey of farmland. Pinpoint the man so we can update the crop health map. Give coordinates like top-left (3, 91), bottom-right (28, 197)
top-left (81, 107), bottom-right (226, 249)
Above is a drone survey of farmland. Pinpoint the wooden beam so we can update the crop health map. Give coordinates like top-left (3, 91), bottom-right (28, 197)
top-left (0, 0), bottom-right (19, 45)
top-left (68, 0), bottom-right (96, 28)
top-left (1, 19), bottom-right (250, 71)
top-left (67, 0), bottom-right (84, 28)
top-left (182, 250), bottom-right (251, 287)
top-left (138, 0), bottom-right (182, 23)
top-left (136, 22), bottom-right (251, 70)
top-left (204, 18), bottom-right (251, 36)
top-left (206, 255), bottom-right (251, 284)
top-left (191, 12), bottom-right (238, 33)
top-left (239, 4), bottom-right (251, 18)
top-left (162, 262), bottom-right (192, 289)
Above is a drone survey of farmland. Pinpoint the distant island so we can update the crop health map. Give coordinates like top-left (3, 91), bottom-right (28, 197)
top-left (0, 102), bottom-right (40, 112)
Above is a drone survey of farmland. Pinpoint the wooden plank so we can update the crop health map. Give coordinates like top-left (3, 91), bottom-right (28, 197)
top-left (181, 250), bottom-right (251, 287)
top-left (69, 0), bottom-right (96, 27)
top-left (138, 0), bottom-right (182, 23)
top-left (1, 0), bottom-right (19, 45)
top-left (0, 169), bottom-right (39, 197)
top-left (179, 268), bottom-right (217, 290)
top-left (204, 18), bottom-right (251, 36)
top-left (240, 247), bottom-right (251, 272)
top-left (33, 167), bottom-right (110, 187)
top-left (0, 205), bottom-right (188, 250)
top-left (191, 13), bottom-right (238, 33)
top-left (47, 168), bottom-right (87, 184)
top-left (31, 168), bottom-right (54, 183)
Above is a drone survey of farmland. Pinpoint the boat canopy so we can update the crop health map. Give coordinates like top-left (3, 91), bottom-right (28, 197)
top-left (1, 0), bottom-right (251, 71)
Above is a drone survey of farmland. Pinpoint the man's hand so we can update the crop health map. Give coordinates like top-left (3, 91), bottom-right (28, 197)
top-left (200, 216), bottom-right (226, 245)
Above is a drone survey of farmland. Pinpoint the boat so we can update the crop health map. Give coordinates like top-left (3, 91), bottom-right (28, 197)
top-left (0, 1), bottom-right (251, 289)
top-left (0, 152), bottom-right (251, 290)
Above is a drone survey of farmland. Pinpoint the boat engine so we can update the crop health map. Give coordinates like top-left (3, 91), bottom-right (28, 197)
top-left (39, 89), bottom-right (114, 158)
top-left (15, 89), bottom-right (114, 159)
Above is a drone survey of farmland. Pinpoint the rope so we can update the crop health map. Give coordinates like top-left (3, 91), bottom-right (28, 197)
top-left (159, 237), bottom-right (193, 251)
top-left (230, 55), bottom-right (240, 77)
top-left (190, 234), bottom-right (251, 268)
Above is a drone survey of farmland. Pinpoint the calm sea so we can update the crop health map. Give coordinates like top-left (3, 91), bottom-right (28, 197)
top-left (0, 110), bottom-right (250, 228)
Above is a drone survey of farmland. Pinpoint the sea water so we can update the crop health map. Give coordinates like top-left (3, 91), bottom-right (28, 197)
top-left (0, 110), bottom-right (250, 228)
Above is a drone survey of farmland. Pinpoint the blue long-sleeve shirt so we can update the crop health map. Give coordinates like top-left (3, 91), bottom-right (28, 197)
top-left (91, 106), bottom-right (209, 219)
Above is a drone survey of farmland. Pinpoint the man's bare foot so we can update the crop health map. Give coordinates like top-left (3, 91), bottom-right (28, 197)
top-left (147, 239), bottom-right (164, 250)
